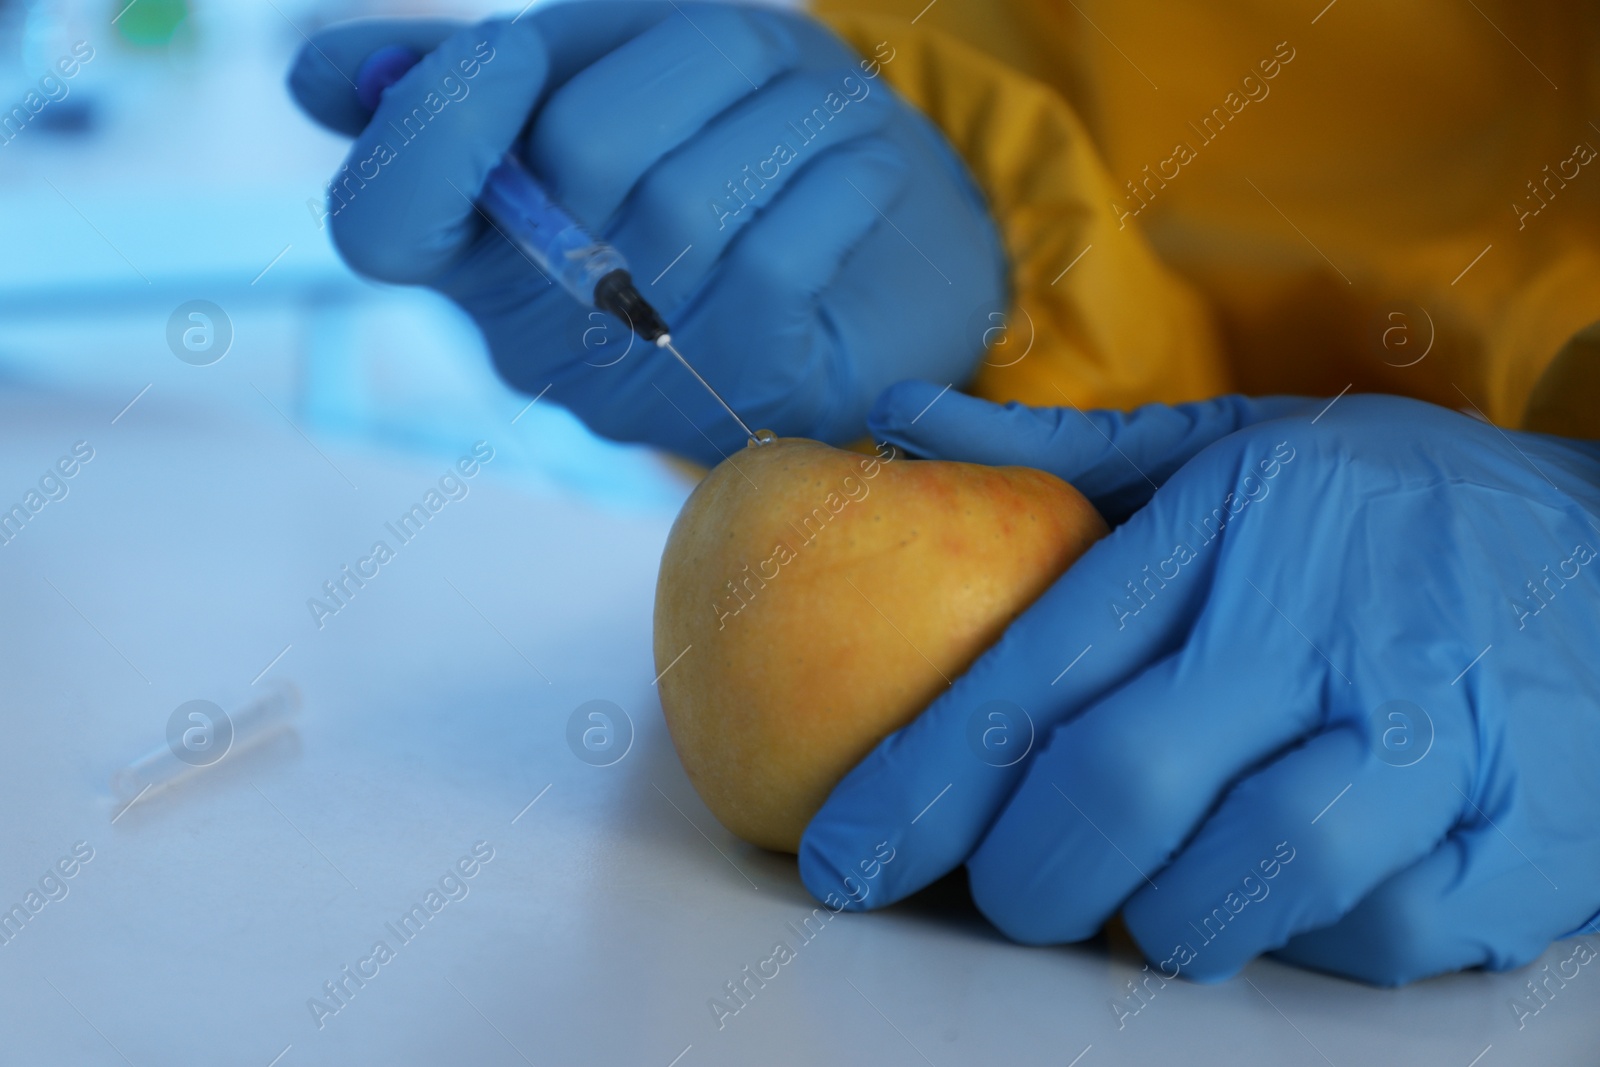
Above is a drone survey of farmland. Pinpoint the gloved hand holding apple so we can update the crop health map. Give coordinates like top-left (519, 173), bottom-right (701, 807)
top-left (797, 383), bottom-right (1600, 987)
top-left (656, 382), bottom-right (1600, 989)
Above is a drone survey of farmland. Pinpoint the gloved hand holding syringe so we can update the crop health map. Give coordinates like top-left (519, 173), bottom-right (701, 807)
top-left (288, 8), bottom-right (1005, 464)
top-left (355, 45), bottom-right (766, 447)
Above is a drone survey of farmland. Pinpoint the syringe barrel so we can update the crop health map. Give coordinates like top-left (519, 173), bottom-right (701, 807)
top-left (478, 153), bottom-right (628, 307)
top-left (110, 680), bottom-right (302, 804)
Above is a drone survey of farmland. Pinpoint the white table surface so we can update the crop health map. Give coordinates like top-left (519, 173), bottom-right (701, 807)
top-left (1, 389), bottom-right (1595, 1067)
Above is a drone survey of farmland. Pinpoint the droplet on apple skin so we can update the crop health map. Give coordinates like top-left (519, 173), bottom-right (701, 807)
top-left (748, 429), bottom-right (778, 448)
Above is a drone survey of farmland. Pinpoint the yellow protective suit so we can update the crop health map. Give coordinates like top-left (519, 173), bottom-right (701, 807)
top-left (815, 0), bottom-right (1600, 438)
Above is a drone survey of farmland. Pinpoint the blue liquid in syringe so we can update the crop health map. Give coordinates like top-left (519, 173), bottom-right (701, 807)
top-left (478, 154), bottom-right (623, 304)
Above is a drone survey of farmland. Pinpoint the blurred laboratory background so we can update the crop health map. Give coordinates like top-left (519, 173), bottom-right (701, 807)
top-left (7, 7), bottom-right (1600, 1066)
top-left (0, 0), bottom-right (686, 509)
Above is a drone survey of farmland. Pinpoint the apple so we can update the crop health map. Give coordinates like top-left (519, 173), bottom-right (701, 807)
top-left (653, 436), bottom-right (1108, 852)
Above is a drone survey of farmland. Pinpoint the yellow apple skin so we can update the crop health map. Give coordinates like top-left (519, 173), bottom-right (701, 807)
top-left (653, 437), bottom-right (1109, 852)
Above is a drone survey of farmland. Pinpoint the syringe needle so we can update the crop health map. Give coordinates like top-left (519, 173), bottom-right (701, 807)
top-left (657, 336), bottom-right (761, 445)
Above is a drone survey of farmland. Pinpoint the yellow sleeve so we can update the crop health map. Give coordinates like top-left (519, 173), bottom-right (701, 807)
top-left (814, 10), bottom-right (1231, 412)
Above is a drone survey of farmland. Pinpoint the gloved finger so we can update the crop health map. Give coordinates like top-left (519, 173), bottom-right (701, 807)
top-left (1274, 818), bottom-right (1566, 986)
top-left (964, 643), bottom-right (1322, 946)
top-left (706, 140), bottom-right (907, 335)
top-left (527, 5), bottom-right (800, 228)
top-left (621, 140), bottom-right (909, 448)
top-left (599, 68), bottom-right (898, 317)
top-left (327, 19), bottom-right (548, 284)
top-left (1121, 725), bottom-right (1471, 983)
top-left (797, 433), bottom-right (1267, 911)
top-left (287, 18), bottom-right (463, 136)
top-left (286, 4), bottom-right (673, 138)
top-left (519, 1), bottom-right (679, 85)
top-left (867, 387), bottom-right (1309, 521)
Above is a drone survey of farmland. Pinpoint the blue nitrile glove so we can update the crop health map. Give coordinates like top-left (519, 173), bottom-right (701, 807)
top-left (286, 4), bottom-right (1006, 465)
top-left (799, 382), bottom-right (1600, 986)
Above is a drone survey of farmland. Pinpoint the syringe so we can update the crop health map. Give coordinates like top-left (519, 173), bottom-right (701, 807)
top-left (110, 680), bottom-right (302, 808)
top-left (354, 45), bottom-right (762, 445)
